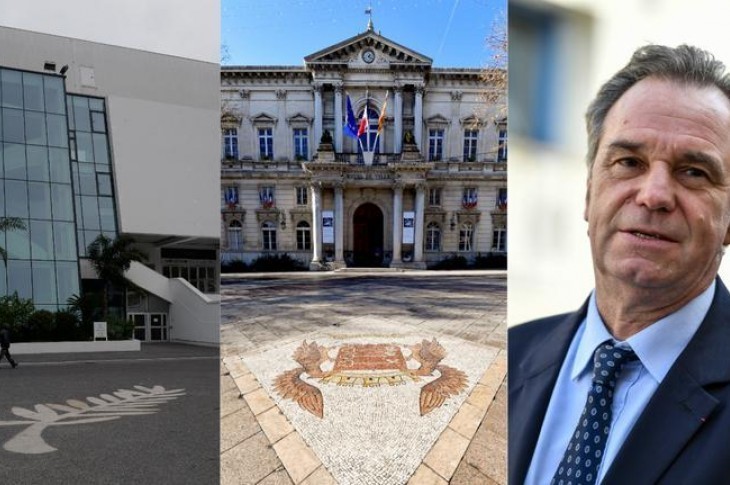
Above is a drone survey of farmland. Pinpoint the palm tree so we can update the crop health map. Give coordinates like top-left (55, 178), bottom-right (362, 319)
top-left (86, 234), bottom-right (146, 319)
top-left (0, 217), bottom-right (26, 263)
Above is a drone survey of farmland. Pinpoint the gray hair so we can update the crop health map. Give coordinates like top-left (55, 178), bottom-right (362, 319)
top-left (585, 44), bottom-right (730, 167)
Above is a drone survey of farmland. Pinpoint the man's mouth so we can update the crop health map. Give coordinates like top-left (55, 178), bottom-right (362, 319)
top-left (627, 230), bottom-right (674, 242)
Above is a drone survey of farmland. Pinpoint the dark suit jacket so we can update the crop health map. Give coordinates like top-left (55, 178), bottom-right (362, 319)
top-left (509, 278), bottom-right (730, 484)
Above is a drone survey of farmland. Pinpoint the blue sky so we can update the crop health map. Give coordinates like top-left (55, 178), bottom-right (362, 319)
top-left (221, 0), bottom-right (506, 68)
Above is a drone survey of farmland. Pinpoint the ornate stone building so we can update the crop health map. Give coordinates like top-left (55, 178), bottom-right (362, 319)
top-left (221, 24), bottom-right (506, 269)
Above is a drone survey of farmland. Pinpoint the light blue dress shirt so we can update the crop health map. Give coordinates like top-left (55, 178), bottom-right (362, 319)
top-left (524, 282), bottom-right (715, 485)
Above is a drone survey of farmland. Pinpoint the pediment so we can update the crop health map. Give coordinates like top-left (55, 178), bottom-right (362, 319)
top-left (251, 112), bottom-right (278, 125)
top-left (287, 112), bottom-right (312, 125)
top-left (221, 112), bottom-right (241, 127)
top-left (304, 30), bottom-right (432, 69)
top-left (426, 114), bottom-right (450, 126)
top-left (460, 114), bottom-right (486, 127)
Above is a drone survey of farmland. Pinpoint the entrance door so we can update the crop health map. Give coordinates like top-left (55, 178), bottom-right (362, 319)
top-left (353, 203), bottom-right (384, 267)
top-left (131, 314), bottom-right (146, 341)
top-left (128, 313), bottom-right (169, 341)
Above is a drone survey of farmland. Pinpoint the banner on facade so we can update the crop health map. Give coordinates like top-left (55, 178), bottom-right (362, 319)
top-left (403, 211), bottom-right (414, 244)
top-left (322, 211), bottom-right (334, 243)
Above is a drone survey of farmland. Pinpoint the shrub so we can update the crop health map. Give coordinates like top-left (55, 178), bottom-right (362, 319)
top-left (249, 253), bottom-right (307, 272)
top-left (429, 255), bottom-right (469, 270)
top-left (0, 293), bottom-right (35, 338)
top-left (221, 259), bottom-right (249, 273)
top-left (473, 253), bottom-right (508, 269)
top-left (55, 309), bottom-right (83, 341)
top-left (25, 310), bottom-right (56, 342)
top-left (107, 315), bottom-right (134, 340)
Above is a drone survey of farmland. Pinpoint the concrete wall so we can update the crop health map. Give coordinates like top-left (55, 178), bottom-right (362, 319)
top-left (0, 26), bottom-right (220, 241)
top-left (14, 340), bottom-right (141, 354)
top-left (125, 262), bottom-right (218, 345)
top-left (0, 0), bottom-right (218, 64)
top-left (169, 279), bottom-right (220, 346)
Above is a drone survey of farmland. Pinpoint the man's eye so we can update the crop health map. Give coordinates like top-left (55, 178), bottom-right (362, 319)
top-left (617, 158), bottom-right (640, 168)
top-left (682, 167), bottom-right (708, 178)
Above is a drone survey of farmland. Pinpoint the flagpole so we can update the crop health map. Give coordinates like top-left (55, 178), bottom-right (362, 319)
top-left (365, 88), bottom-right (370, 153)
top-left (373, 90), bottom-right (388, 157)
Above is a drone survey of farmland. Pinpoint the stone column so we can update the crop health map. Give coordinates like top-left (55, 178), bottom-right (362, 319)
top-left (414, 84), bottom-right (424, 154)
top-left (414, 183), bottom-right (426, 266)
top-left (394, 86), bottom-right (403, 153)
top-left (310, 183), bottom-right (323, 269)
top-left (334, 83), bottom-right (343, 153)
top-left (334, 183), bottom-right (345, 266)
top-left (391, 183), bottom-right (403, 267)
top-left (313, 83), bottom-right (323, 148)
top-left (275, 89), bottom-right (287, 158)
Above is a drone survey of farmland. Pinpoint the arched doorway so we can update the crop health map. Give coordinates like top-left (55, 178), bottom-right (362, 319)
top-left (353, 203), bottom-right (384, 267)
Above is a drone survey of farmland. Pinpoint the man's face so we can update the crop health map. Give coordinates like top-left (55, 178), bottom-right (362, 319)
top-left (585, 77), bottom-right (730, 294)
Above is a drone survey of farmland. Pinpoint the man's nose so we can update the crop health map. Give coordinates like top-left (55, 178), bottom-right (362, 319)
top-left (634, 162), bottom-right (676, 211)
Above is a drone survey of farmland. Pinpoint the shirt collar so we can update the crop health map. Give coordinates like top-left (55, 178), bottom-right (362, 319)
top-left (571, 281), bottom-right (715, 383)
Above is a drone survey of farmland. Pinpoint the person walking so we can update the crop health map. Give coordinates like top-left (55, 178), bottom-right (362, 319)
top-left (0, 326), bottom-right (18, 369)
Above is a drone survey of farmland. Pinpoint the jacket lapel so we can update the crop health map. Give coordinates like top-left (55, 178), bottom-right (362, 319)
top-left (509, 304), bottom-right (587, 484)
top-left (603, 279), bottom-right (730, 484)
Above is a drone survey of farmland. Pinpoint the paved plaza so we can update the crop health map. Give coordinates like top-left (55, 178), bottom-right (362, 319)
top-left (221, 271), bottom-right (506, 485)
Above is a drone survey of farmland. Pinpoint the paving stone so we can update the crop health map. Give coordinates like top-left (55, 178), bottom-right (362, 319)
top-left (221, 372), bottom-right (238, 394)
top-left (450, 462), bottom-right (497, 485)
top-left (466, 428), bottom-right (507, 483)
top-left (273, 432), bottom-right (322, 484)
top-left (221, 432), bottom-right (282, 485)
top-left (423, 427), bottom-right (471, 481)
top-left (220, 405), bottom-right (261, 453)
top-left (407, 465), bottom-right (448, 485)
top-left (244, 387), bottom-right (276, 416)
top-left (466, 384), bottom-right (495, 411)
top-left (258, 468), bottom-right (294, 485)
top-left (462, 382), bottom-right (507, 484)
top-left (226, 358), bottom-right (251, 378)
top-left (234, 372), bottom-right (262, 394)
top-left (300, 466), bottom-right (338, 485)
top-left (483, 384), bottom-right (507, 439)
top-left (221, 387), bottom-right (246, 418)
top-left (449, 401), bottom-right (488, 440)
top-left (258, 406), bottom-right (295, 445)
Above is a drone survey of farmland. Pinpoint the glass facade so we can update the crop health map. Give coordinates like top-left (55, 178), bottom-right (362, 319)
top-left (0, 67), bottom-right (119, 311)
top-left (67, 95), bottom-right (118, 257)
top-left (0, 68), bottom-right (79, 311)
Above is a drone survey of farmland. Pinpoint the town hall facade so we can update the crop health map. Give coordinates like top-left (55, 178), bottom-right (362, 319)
top-left (221, 24), bottom-right (506, 269)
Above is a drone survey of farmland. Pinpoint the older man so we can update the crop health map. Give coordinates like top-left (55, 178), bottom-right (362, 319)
top-left (509, 44), bottom-right (730, 484)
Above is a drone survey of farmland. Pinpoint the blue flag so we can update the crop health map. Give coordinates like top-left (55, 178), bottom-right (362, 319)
top-left (344, 95), bottom-right (359, 138)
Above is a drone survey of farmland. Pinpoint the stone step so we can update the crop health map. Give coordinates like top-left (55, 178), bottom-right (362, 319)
top-left (334, 267), bottom-right (405, 273)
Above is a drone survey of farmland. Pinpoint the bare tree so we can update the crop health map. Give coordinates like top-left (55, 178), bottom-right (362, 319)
top-left (482, 10), bottom-right (507, 112)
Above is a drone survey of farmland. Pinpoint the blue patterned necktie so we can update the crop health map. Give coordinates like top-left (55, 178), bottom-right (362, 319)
top-left (551, 341), bottom-right (637, 485)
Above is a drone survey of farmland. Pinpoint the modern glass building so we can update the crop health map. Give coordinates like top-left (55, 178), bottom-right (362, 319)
top-left (0, 68), bottom-right (119, 311)
top-left (0, 19), bottom-right (220, 344)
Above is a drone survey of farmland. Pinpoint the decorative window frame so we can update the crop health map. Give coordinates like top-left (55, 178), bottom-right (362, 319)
top-left (427, 186), bottom-right (443, 207)
top-left (252, 112), bottom-right (277, 161)
top-left (425, 221), bottom-right (442, 252)
top-left (458, 221), bottom-right (475, 252)
top-left (295, 186), bottom-right (309, 206)
top-left (295, 220), bottom-right (312, 251)
top-left (261, 220), bottom-right (278, 251)
top-left (258, 185), bottom-right (275, 209)
top-left (227, 220), bottom-right (244, 250)
top-left (462, 187), bottom-right (479, 210)
top-left (462, 128), bottom-right (479, 162)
